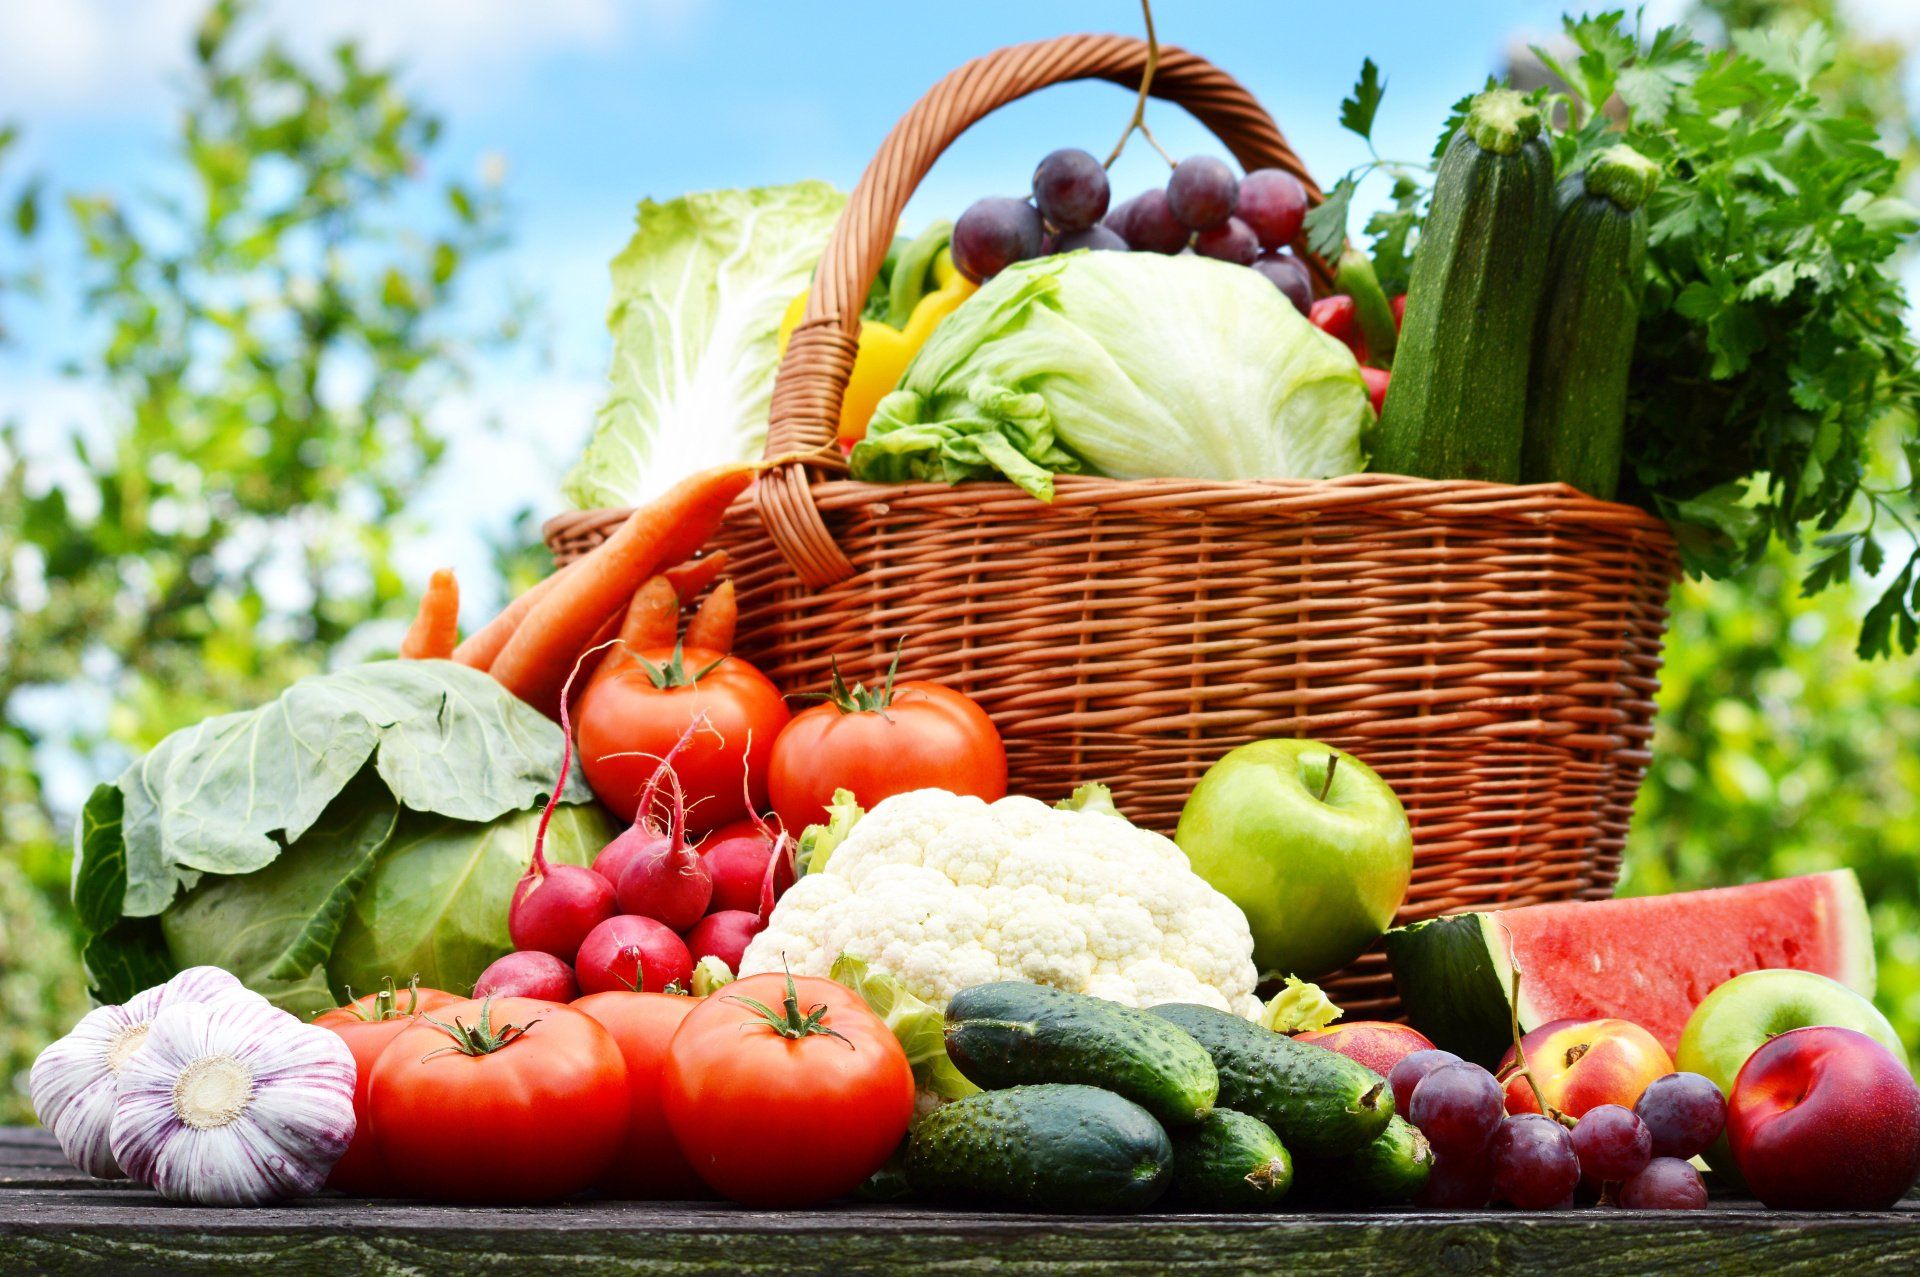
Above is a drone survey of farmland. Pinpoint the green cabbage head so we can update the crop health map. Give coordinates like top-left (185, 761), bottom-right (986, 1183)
top-left (852, 251), bottom-right (1371, 500)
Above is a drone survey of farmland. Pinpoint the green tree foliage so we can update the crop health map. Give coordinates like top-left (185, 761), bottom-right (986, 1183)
top-left (0, 0), bottom-right (508, 1120)
top-left (1626, 551), bottom-right (1920, 1060)
top-left (1623, 0), bottom-right (1920, 1061)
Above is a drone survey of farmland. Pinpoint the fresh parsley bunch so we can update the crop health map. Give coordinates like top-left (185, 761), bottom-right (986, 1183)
top-left (1311, 12), bottom-right (1920, 657)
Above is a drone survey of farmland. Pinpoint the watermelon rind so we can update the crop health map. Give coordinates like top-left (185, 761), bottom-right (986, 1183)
top-left (1823, 868), bottom-right (1880, 997)
top-left (1381, 914), bottom-right (1517, 1067)
top-left (1383, 870), bottom-right (1876, 1069)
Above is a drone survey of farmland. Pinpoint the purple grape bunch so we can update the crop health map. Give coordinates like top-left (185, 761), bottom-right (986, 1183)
top-left (949, 149), bottom-right (1314, 314)
top-left (1396, 1053), bottom-right (1719, 1213)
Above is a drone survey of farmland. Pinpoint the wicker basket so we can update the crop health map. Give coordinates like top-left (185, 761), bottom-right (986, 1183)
top-left (544, 34), bottom-right (1679, 1015)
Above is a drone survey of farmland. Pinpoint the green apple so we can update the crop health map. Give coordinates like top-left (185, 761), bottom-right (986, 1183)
top-left (1676, 968), bottom-right (1906, 1182)
top-left (1175, 740), bottom-right (1411, 980)
top-left (1677, 968), bottom-right (1906, 1095)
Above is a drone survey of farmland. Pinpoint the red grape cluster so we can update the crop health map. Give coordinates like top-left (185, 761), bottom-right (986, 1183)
top-left (1391, 1051), bottom-right (1723, 1211)
top-left (953, 150), bottom-right (1315, 314)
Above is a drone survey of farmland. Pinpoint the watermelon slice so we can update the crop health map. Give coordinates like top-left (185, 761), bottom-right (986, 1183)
top-left (1383, 871), bottom-right (1875, 1066)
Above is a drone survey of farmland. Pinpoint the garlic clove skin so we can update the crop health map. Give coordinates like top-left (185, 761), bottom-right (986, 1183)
top-left (110, 996), bottom-right (357, 1206)
top-left (31, 966), bottom-right (267, 1180)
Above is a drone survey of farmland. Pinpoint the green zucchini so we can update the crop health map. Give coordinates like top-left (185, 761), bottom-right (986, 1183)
top-left (1169, 1109), bottom-right (1292, 1210)
top-left (1373, 88), bottom-right (1556, 482)
top-left (1147, 1003), bottom-right (1392, 1158)
top-left (944, 981), bottom-right (1218, 1125)
top-left (1521, 145), bottom-right (1658, 499)
top-left (1293, 1116), bottom-right (1434, 1206)
top-left (903, 1084), bottom-right (1172, 1213)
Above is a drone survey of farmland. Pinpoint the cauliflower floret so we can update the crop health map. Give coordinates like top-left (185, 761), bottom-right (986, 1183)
top-left (742, 787), bottom-right (1262, 1017)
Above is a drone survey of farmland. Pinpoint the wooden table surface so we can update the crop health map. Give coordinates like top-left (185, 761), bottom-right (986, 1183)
top-left (3, 1126), bottom-right (1915, 1275)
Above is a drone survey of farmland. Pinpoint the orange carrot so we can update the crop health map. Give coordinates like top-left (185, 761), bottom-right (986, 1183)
top-left (663, 549), bottom-right (729, 601)
top-left (683, 578), bottom-right (737, 653)
top-left (490, 463), bottom-right (755, 717)
top-left (399, 568), bottom-right (461, 660)
top-left (452, 559), bottom-right (578, 670)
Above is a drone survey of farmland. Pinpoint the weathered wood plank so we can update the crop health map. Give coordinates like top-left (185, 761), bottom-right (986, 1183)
top-left (2, 1127), bottom-right (1914, 1277)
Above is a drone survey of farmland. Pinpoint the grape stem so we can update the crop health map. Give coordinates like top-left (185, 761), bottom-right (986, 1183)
top-left (1498, 923), bottom-right (1574, 1127)
top-left (1105, 0), bottom-right (1175, 169)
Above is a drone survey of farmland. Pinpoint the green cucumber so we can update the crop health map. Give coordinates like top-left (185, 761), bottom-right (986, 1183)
top-left (1373, 88), bottom-right (1556, 483)
top-left (903, 1083), bottom-right (1172, 1213)
top-left (1293, 1116), bottom-right (1434, 1206)
top-left (1169, 1109), bottom-right (1292, 1210)
top-left (1147, 1003), bottom-right (1392, 1158)
top-left (1521, 145), bottom-right (1658, 500)
top-left (945, 981), bottom-right (1218, 1125)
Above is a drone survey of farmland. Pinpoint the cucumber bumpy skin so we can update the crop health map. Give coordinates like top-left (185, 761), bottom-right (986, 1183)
top-left (944, 981), bottom-right (1219, 1125)
top-left (1293, 1115), bottom-right (1434, 1205)
top-left (903, 1084), bottom-right (1173, 1213)
top-left (1169, 1108), bottom-right (1293, 1210)
top-left (1148, 1002), bottom-right (1392, 1158)
top-left (1372, 87), bottom-right (1556, 483)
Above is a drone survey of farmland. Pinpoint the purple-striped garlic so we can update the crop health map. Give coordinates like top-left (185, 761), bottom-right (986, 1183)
top-left (30, 966), bottom-right (262, 1179)
top-left (109, 996), bottom-right (356, 1205)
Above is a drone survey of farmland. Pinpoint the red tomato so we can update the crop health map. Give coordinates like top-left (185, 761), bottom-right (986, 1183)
top-left (367, 996), bottom-right (629, 1202)
top-left (768, 674), bottom-right (1005, 835)
top-left (576, 645), bottom-right (790, 830)
top-left (314, 983), bottom-right (461, 1196)
top-left (663, 973), bottom-right (913, 1206)
top-left (572, 990), bottom-right (705, 1198)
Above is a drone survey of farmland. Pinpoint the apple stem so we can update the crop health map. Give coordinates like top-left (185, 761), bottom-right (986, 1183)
top-left (1317, 753), bottom-right (1340, 804)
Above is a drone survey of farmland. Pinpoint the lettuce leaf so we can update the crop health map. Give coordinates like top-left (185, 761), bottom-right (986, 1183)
top-left (564, 181), bottom-right (846, 509)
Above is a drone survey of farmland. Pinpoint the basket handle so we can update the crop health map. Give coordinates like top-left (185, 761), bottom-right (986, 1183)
top-left (757, 33), bottom-right (1326, 587)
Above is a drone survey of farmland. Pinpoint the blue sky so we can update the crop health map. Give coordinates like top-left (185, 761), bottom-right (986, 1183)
top-left (4, 0), bottom-right (1916, 603)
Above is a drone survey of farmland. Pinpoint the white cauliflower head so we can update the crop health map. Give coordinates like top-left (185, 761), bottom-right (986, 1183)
top-left (742, 788), bottom-right (1262, 1018)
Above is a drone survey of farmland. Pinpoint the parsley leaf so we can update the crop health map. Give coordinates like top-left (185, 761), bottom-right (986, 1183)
top-left (1303, 175), bottom-right (1354, 262)
top-left (1339, 59), bottom-right (1385, 143)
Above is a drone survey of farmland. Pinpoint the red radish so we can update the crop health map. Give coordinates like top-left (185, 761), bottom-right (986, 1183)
top-left (506, 646), bottom-right (618, 961)
top-left (701, 832), bottom-right (774, 914)
top-left (684, 911), bottom-right (764, 973)
top-left (473, 949), bottom-right (579, 1002)
top-left (591, 721), bottom-right (701, 886)
top-left (685, 827), bottom-right (791, 972)
top-left (614, 767), bottom-right (712, 930)
top-left (577, 916), bottom-right (693, 994)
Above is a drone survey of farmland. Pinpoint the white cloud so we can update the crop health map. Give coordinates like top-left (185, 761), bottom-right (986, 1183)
top-left (0, 0), bottom-right (697, 120)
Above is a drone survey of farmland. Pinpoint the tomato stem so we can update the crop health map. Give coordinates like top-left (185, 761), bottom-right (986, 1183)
top-left (421, 998), bottom-right (539, 1058)
top-left (801, 639), bottom-right (906, 716)
top-left (636, 641), bottom-right (726, 690)
top-left (728, 970), bottom-right (853, 1046)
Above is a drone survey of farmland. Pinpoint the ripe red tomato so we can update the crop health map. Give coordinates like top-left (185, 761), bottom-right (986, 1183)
top-left (314, 983), bottom-right (461, 1196)
top-left (572, 990), bottom-right (705, 1199)
top-left (768, 670), bottom-right (1005, 834)
top-left (367, 996), bottom-right (629, 1202)
top-left (663, 972), bottom-right (913, 1206)
top-left (576, 645), bottom-right (790, 830)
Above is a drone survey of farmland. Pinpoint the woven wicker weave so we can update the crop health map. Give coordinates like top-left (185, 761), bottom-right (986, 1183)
top-left (544, 35), bottom-right (1678, 1015)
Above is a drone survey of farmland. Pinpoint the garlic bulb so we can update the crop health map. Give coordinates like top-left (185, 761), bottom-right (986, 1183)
top-left (30, 966), bottom-right (261, 1179)
top-left (109, 995), bottom-right (356, 1205)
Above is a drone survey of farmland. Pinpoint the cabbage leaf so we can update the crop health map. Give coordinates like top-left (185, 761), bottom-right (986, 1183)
top-left (853, 252), bottom-right (1371, 500)
top-left (564, 181), bottom-right (847, 509)
top-left (73, 659), bottom-right (605, 1008)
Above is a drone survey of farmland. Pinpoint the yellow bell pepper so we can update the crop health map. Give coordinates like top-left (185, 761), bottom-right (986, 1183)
top-left (777, 248), bottom-right (976, 447)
